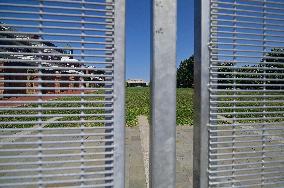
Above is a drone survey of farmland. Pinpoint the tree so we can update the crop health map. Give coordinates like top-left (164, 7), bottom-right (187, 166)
top-left (215, 48), bottom-right (284, 90)
top-left (262, 48), bottom-right (284, 90)
top-left (217, 62), bottom-right (235, 89)
top-left (177, 55), bottom-right (194, 88)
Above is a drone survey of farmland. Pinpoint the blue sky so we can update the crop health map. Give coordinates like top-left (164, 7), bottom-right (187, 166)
top-left (0, 0), bottom-right (194, 82)
top-left (2, 0), bottom-right (281, 81)
top-left (126, 0), bottom-right (194, 81)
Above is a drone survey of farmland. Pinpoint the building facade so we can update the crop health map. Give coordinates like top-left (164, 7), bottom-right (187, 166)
top-left (126, 79), bottom-right (148, 87)
top-left (0, 24), bottom-right (104, 98)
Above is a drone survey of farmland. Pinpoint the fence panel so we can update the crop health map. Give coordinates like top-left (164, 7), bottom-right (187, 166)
top-left (195, 0), bottom-right (284, 187)
top-left (0, 0), bottom-right (125, 187)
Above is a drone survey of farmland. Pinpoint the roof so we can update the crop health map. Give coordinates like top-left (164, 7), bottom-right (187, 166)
top-left (126, 79), bottom-right (147, 84)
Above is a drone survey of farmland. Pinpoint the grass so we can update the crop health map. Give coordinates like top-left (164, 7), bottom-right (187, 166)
top-left (126, 87), bottom-right (150, 126)
top-left (0, 94), bottom-right (107, 128)
top-left (0, 87), bottom-right (194, 128)
top-left (126, 87), bottom-right (194, 126)
top-left (1, 87), bottom-right (282, 128)
top-left (125, 88), bottom-right (283, 126)
top-left (215, 91), bottom-right (284, 125)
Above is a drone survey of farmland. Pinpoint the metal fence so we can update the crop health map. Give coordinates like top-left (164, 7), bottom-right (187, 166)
top-left (194, 0), bottom-right (284, 187)
top-left (0, 0), bottom-right (125, 187)
top-left (150, 0), bottom-right (177, 187)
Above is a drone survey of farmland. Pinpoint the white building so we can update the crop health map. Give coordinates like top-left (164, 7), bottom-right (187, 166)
top-left (126, 79), bottom-right (148, 87)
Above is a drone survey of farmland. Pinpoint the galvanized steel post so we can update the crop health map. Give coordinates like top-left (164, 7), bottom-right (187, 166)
top-left (150, 0), bottom-right (177, 187)
top-left (193, 0), bottom-right (211, 187)
top-left (113, 0), bottom-right (126, 187)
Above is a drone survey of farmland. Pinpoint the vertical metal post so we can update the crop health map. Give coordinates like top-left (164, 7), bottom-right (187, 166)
top-left (193, 0), bottom-right (211, 187)
top-left (113, 0), bottom-right (125, 187)
top-left (150, 0), bottom-right (177, 187)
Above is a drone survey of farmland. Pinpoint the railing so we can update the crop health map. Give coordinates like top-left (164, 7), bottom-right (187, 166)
top-left (2, 0), bottom-right (283, 187)
top-left (194, 0), bottom-right (284, 187)
top-left (0, 0), bottom-right (125, 187)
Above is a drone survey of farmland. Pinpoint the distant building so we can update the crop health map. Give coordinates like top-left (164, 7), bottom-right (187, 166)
top-left (0, 23), bottom-right (104, 97)
top-left (126, 79), bottom-right (148, 87)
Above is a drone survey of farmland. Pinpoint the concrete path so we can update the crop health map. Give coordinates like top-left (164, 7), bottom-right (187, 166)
top-left (125, 116), bottom-right (193, 188)
top-left (175, 125), bottom-right (193, 188)
top-left (138, 116), bottom-right (149, 187)
top-left (0, 128), bottom-right (112, 188)
top-left (0, 115), bottom-right (193, 188)
top-left (125, 125), bottom-right (147, 188)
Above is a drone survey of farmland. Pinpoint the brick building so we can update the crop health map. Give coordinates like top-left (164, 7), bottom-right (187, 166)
top-left (0, 24), bottom-right (103, 98)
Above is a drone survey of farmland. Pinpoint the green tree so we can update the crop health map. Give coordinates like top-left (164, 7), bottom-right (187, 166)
top-left (262, 48), bottom-right (284, 90)
top-left (217, 62), bottom-right (235, 89)
top-left (177, 55), bottom-right (194, 88)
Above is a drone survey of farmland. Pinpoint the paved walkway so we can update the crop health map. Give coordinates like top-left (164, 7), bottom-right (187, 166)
top-left (125, 126), bottom-right (147, 188)
top-left (126, 116), bottom-right (193, 188)
top-left (0, 115), bottom-right (192, 187)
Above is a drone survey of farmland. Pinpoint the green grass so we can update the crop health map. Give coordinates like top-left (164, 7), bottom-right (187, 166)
top-left (2, 87), bottom-right (282, 128)
top-left (176, 88), bottom-right (194, 125)
top-left (126, 87), bottom-right (194, 126)
top-left (0, 94), bottom-right (107, 128)
top-left (126, 87), bottom-right (150, 126)
top-left (215, 91), bottom-right (284, 124)
top-left (0, 87), bottom-right (194, 128)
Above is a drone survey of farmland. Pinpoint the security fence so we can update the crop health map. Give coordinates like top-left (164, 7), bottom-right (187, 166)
top-left (0, 0), bottom-right (125, 187)
top-left (194, 0), bottom-right (284, 187)
top-left (2, 0), bottom-right (284, 188)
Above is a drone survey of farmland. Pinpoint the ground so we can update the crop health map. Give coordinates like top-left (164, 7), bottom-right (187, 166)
top-left (125, 116), bottom-right (193, 188)
top-left (126, 87), bottom-right (194, 126)
top-left (1, 88), bottom-right (284, 187)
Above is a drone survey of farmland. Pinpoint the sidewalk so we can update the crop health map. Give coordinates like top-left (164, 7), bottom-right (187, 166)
top-left (0, 115), bottom-right (192, 188)
top-left (125, 116), bottom-right (193, 188)
top-left (125, 126), bottom-right (147, 188)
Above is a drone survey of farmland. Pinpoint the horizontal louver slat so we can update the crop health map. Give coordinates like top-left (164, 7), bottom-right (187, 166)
top-left (209, 0), bottom-right (284, 187)
top-left (0, 0), bottom-right (117, 187)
